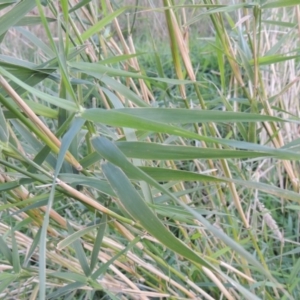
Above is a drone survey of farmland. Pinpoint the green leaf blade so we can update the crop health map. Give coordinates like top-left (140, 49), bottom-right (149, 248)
top-left (102, 162), bottom-right (211, 268)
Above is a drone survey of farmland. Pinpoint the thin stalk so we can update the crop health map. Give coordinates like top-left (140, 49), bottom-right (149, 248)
top-left (0, 75), bottom-right (82, 171)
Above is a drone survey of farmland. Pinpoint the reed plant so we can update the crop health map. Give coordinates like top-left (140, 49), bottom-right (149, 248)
top-left (0, 0), bottom-right (300, 299)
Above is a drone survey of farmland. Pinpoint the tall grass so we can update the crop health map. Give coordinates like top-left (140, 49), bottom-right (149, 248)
top-left (0, 0), bottom-right (300, 299)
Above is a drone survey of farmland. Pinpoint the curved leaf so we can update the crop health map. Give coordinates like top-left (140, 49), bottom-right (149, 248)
top-left (102, 161), bottom-right (211, 268)
top-left (116, 141), bottom-right (274, 160)
top-left (82, 108), bottom-right (300, 160)
top-left (114, 107), bottom-right (285, 123)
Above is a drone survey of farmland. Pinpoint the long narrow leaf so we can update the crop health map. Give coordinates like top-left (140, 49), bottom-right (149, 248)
top-left (102, 162), bottom-right (211, 268)
top-left (0, 67), bottom-right (78, 111)
top-left (39, 117), bottom-right (85, 298)
top-left (90, 214), bottom-right (107, 273)
top-left (113, 107), bottom-right (285, 123)
top-left (82, 108), bottom-right (300, 160)
top-left (116, 141), bottom-right (274, 160)
top-left (67, 222), bottom-right (90, 276)
top-left (11, 231), bottom-right (21, 273)
top-left (0, 0), bottom-right (36, 36)
top-left (79, 7), bottom-right (127, 42)
top-left (0, 236), bottom-right (12, 264)
top-left (92, 136), bottom-right (278, 284)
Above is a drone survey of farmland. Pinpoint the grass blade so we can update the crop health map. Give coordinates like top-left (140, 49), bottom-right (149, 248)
top-left (66, 222), bottom-right (90, 276)
top-left (0, 236), bottom-right (12, 265)
top-left (11, 231), bottom-right (21, 273)
top-left (102, 161), bottom-right (211, 268)
top-left (0, 0), bottom-right (36, 36)
top-left (39, 117), bottom-right (85, 298)
top-left (116, 141), bottom-right (274, 160)
top-left (82, 108), bottom-right (300, 160)
top-left (90, 214), bottom-right (107, 273)
top-left (92, 136), bottom-right (277, 283)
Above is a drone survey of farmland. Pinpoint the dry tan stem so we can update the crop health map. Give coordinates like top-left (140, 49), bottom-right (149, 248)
top-left (0, 75), bottom-right (82, 171)
top-left (0, 172), bottom-right (62, 235)
top-left (220, 261), bottom-right (255, 283)
top-left (56, 178), bottom-right (134, 224)
top-left (113, 220), bottom-right (144, 250)
top-left (167, 1), bottom-right (195, 82)
top-left (203, 267), bottom-right (235, 300)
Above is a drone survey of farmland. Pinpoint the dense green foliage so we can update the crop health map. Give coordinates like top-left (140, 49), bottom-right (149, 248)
top-left (0, 1), bottom-right (300, 299)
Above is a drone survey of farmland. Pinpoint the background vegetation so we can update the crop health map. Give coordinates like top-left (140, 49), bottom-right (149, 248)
top-left (0, 0), bottom-right (300, 299)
